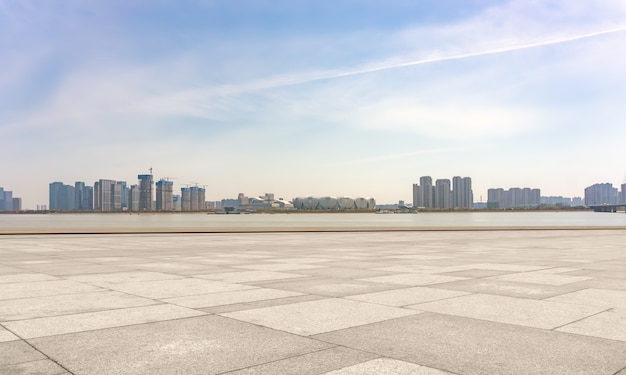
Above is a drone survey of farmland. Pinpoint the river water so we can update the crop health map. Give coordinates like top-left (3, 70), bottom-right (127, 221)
top-left (1, 211), bottom-right (626, 230)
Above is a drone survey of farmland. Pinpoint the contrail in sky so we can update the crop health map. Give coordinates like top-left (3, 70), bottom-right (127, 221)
top-left (183, 24), bottom-right (626, 99)
top-left (322, 25), bottom-right (626, 81)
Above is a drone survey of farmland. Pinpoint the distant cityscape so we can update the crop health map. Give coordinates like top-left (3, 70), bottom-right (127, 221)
top-left (1, 171), bottom-right (626, 212)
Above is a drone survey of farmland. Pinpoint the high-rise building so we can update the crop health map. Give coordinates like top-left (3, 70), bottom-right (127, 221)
top-left (452, 176), bottom-right (473, 209)
top-left (74, 182), bottom-right (85, 210)
top-left (94, 181), bottom-right (100, 210)
top-left (49, 182), bottom-right (75, 211)
top-left (112, 182), bottom-right (123, 211)
top-left (584, 183), bottom-right (618, 205)
top-left (94, 179), bottom-right (115, 211)
top-left (190, 187), bottom-right (200, 211)
top-left (621, 183), bottom-right (626, 204)
top-left (173, 194), bottom-right (181, 211)
top-left (73, 181), bottom-right (93, 211)
top-left (412, 184), bottom-right (420, 208)
top-left (12, 198), bottom-right (22, 211)
top-left (435, 179), bottom-right (452, 209)
top-left (487, 188), bottom-right (504, 208)
top-left (85, 186), bottom-right (94, 210)
top-left (138, 174), bottom-right (153, 211)
top-left (181, 187), bottom-right (191, 211)
top-left (0, 187), bottom-right (4, 210)
top-left (420, 176), bottom-right (434, 208)
top-left (117, 181), bottom-right (128, 210)
top-left (49, 182), bottom-right (63, 210)
top-left (198, 187), bottom-right (206, 210)
top-left (412, 176), bottom-right (434, 208)
top-left (155, 179), bottom-right (174, 211)
top-left (129, 185), bottom-right (140, 211)
top-left (2, 190), bottom-right (13, 211)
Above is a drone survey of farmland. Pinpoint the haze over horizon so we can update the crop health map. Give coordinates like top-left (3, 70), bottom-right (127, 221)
top-left (2, 1), bottom-right (626, 209)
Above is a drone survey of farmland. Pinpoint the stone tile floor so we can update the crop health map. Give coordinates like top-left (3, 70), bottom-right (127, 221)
top-left (0, 230), bottom-right (625, 374)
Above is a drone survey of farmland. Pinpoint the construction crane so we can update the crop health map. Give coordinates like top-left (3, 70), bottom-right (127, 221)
top-left (161, 177), bottom-right (177, 182)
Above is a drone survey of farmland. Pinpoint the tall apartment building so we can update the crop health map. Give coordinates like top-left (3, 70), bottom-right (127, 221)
top-left (73, 182), bottom-right (94, 211)
top-left (584, 183), bottom-right (618, 205)
top-left (452, 176), bottom-right (473, 209)
top-left (3, 190), bottom-right (12, 211)
top-left (181, 187), bottom-right (191, 211)
top-left (413, 176), bottom-right (472, 209)
top-left (435, 179), bottom-right (452, 209)
top-left (155, 179), bottom-right (174, 211)
top-left (412, 176), bottom-right (434, 208)
top-left (118, 181), bottom-right (128, 210)
top-left (137, 174), bottom-right (153, 211)
top-left (94, 179), bottom-right (116, 212)
top-left (112, 182), bottom-right (123, 211)
top-left (128, 185), bottom-right (140, 211)
top-left (11, 198), bottom-right (22, 211)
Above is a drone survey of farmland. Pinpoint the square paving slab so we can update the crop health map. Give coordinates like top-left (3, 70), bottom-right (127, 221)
top-left (4, 304), bottom-right (206, 339)
top-left (108, 277), bottom-right (256, 299)
top-left (0, 291), bottom-right (158, 321)
top-left (556, 309), bottom-right (626, 342)
top-left (163, 288), bottom-right (303, 308)
top-left (253, 277), bottom-right (404, 297)
top-left (546, 288), bottom-right (626, 309)
top-left (359, 273), bottom-right (467, 286)
top-left (195, 270), bottom-right (308, 283)
top-left (314, 312), bottom-right (626, 375)
top-left (0, 273), bottom-right (59, 284)
top-left (222, 298), bottom-right (419, 336)
top-left (224, 346), bottom-right (378, 375)
top-left (487, 271), bottom-right (593, 285)
top-left (0, 279), bottom-right (103, 300)
top-left (29, 315), bottom-right (331, 375)
top-left (431, 278), bottom-right (583, 299)
top-left (409, 293), bottom-right (606, 329)
top-left (346, 286), bottom-right (470, 307)
top-left (65, 271), bottom-right (184, 287)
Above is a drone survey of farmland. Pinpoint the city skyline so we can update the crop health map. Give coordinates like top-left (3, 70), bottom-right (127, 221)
top-left (3, 171), bottom-right (626, 210)
top-left (2, 1), bottom-right (626, 208)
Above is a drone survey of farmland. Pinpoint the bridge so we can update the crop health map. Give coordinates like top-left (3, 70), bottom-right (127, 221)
top-left (589, 204), bottom-right (626, 212)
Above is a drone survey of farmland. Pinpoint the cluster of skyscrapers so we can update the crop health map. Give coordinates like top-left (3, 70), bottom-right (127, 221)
top-left (49, 173), bottom-right (207, 212)
top-left (0, 186), bottom-right (22, 211)
top-left (412, 176), bottom-right (473, 209)
top-left (584, 182), bottom-right (626, 205)
top-left (487, 187), bottom-right (541, 209)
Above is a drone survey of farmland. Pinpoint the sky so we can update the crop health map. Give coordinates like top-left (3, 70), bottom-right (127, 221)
top-left (2, 0), bottom-right (626, 208)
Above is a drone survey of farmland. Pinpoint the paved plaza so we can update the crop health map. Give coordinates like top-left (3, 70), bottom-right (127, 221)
top-left (0, 229), bottom-right (625, 374)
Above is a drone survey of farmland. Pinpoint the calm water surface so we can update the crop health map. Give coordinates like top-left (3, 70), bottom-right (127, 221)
top-left (1, 211), bottom-right (626, 229)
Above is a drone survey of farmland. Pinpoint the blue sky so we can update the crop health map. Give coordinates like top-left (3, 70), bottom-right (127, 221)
top-left (2, 0), bottom-right (626, 208)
